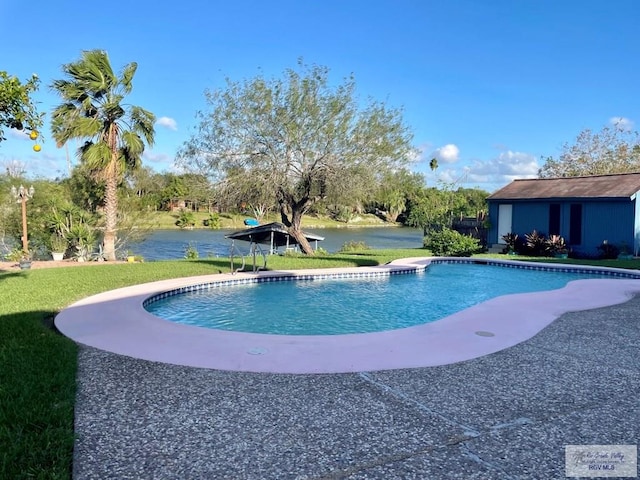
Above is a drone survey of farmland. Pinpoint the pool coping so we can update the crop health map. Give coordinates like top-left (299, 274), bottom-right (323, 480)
top-left (54, 257), bottom-right (640, 374)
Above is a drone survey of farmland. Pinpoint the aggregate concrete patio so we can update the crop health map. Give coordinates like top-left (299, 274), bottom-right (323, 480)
top-left (66, 263), bottom-right (640, 479)
top-left (72, 299), bottom-right (640, 479)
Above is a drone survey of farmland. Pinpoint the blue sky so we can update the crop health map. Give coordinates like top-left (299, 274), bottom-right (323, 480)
top-left (1, 0), bottom-right (638, 192)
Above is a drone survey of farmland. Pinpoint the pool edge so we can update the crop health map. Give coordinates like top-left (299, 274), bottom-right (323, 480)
top-left (54, 257), bottom-right (640, 374)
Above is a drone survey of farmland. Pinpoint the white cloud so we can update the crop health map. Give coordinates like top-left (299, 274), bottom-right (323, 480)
top-left (434, 167), bottom-right (468, 185)
top-left (609, 116), bottom-right (634, 131)
top-left (432, 143), bottom-right (460, 163)
top-left (0, 149), bottom-right (69, 179)
top-left (143, 150), bottom-right (174, 165)
top-left (155, 116), bottom-right (178, 131)
top-left (429, 150), bottom-right (539, 192)
top-left (465, 150), bottom-right (539, 187)
top-left (407, 145), bottom-right (425, 163)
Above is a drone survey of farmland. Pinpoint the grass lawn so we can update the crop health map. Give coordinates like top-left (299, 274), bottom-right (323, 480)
top-left (1, 249), bottom-right (639, 479)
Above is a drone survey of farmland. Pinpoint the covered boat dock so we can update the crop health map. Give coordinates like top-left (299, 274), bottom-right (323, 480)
top-left (225, 222), bottom-right (325, 255)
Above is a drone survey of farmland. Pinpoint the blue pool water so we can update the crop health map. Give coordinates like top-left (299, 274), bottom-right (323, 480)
top-left (145, 262), bottom-right (626, 335)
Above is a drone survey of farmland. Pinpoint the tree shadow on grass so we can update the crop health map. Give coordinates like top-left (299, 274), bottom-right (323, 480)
top-left (188, 255), bottom-right (381, 272)
top-left (0, 269), bottom-right (29, 283)
top-left (0, 309), bottom-right (76, 480)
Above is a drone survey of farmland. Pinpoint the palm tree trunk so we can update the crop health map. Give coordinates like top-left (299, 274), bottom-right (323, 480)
top-left (103, 172), bottom-right (118, 261)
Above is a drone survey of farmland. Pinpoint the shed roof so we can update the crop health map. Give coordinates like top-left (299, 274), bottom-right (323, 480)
top-left (488, 173), bottom-right (640, 200)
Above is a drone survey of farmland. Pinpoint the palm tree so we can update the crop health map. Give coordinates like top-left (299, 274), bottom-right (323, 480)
top-left (50, 50), bottom-right (155, 261)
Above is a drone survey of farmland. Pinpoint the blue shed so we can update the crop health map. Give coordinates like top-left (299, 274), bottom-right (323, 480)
top-left (487, 173), bottom-right (640, 256)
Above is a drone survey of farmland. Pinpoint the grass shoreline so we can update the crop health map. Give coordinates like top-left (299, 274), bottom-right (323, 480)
top-left (2, 250), bottom-right (639, 479)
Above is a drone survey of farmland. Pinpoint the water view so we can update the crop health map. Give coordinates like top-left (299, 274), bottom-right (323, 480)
top-left (129, 227), bottom-right (424, 261)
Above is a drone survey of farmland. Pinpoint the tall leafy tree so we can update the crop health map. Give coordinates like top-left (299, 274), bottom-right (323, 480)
top-left (455, 187), bottom-right (490, 217)
top-left (178, 61), bottom-right (414, 254)
top-left (126, 166), bottom-right (166, 210)
top-left (0, 71), bottom-right (43, 143)
top-left (539, 125), bottom-right (640, 178)
top-left (50, 50), bottom-right (155, 260)
top-left (215, 169), bottom-right (277, 222)
top-left (375, 169), bottom-right (425, 222)
top-left (406, 186), bottom-right (455, 235)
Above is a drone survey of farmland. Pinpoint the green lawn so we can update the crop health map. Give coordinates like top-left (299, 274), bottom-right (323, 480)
top-left (2, 250), bottom-right (639, 479)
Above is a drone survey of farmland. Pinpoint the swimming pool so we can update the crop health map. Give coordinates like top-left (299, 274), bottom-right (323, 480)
top-left (144, 262), bottom-right (624, 335)
top-left (55, 258), bottom-right (640, 373)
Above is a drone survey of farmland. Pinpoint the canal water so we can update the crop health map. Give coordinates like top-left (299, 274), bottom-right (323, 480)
top-left (129, 227), bottom-right (424, 261)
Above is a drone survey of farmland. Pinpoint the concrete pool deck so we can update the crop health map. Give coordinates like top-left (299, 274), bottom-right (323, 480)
top-left (58, 258), bottom-right (640, 478)
top-left (55, 257), bottom-right (640, 374)
top-left (71, 294), bottom-right (640, 479)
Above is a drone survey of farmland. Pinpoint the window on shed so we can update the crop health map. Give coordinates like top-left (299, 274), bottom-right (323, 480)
top-left (569, 204), bottom-right (582, 245)
top-left (549, 204), bottom-right (560, 236)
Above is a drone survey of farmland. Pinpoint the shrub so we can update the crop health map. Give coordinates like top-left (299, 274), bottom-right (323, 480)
top-left (68, 223), bottom-right (98, 261)
top-left (49, 234), bottom-right (68, 253)
top-left (175, 209), bottom-right (196, 229)
top-left (524, 230), bottom-right (547, 256)
top-left (423, 228), bottom-right (480, 256)
top-left (5, 246), bottom-right (24, 262)
top-left (330, 205), bottom-right (354, 223)
top-left (203, 213), bottom-right (221, 229)
top-left (501, 232), bottom-right (518, 254)
top-left (597, 240), bottom-right (619, 259)
top-left (183, 242), bottom-right (199, 259)
top-left (545, 234), bottom-right (567, 255)
top-left (338, 240), bottom-right (371, 252)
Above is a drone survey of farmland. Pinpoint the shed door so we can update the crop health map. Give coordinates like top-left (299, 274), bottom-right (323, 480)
top-left (497, 204), bottom-right (513, 243)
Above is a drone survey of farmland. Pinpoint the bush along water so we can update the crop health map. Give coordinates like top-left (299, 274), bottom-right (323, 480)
top-left (338, 240), bottom-right (371, 253)
top-left (184, 242), bottom-right (199, 259)
top-left (423, 228), bottom-right (480, 256)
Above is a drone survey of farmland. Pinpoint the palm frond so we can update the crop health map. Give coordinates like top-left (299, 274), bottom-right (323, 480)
top-left (50, 48), bottom-right (156, 189)
top-left (130, 106), bottom-right (156, 146)
top-left (103, 102), bottom-right (126, 121)
top-left (82, 141), bottom-right (112, 171)
top-left (121, 130), bottom-right (145, 157)
top-left (120, 62), bottom-right (137, 94)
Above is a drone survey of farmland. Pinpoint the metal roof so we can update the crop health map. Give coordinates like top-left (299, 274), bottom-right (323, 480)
top-left (488, 173), bottom-right (640, 200)
top-left (225, 222), bottom-right (324, 247)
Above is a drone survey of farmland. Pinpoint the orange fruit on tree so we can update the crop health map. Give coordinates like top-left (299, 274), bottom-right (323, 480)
top-left (33, 144), bottom-right (41, 152)
top-left (29, 130), bottom-right (38, 140)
